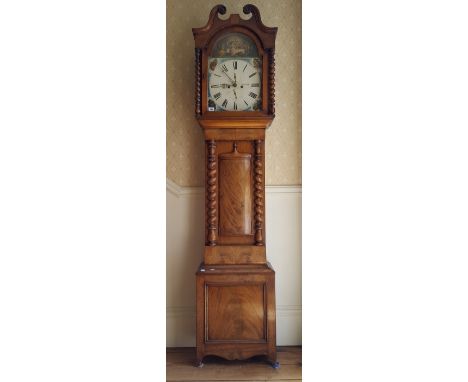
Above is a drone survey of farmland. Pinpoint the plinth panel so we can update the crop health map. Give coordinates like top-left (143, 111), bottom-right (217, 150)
top-left (196, 263), bottom-right (277, 363)
top-left (206, 283), bottom-right (266, 341)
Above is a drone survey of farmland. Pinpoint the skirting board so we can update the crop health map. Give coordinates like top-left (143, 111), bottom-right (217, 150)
top-left (166, 305), bottom-right (302, 347)
top-left (166, 178), bottom-right (302, 347)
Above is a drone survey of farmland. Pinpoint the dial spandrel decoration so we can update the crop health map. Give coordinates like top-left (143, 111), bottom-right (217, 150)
top-left (208, 33), bottom-right (262, 112)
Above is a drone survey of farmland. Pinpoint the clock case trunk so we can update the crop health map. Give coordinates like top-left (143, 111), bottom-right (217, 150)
top-left (192, 4), bottom-right (278, 367)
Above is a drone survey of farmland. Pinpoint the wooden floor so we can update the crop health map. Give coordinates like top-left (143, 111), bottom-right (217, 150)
top-left (167, 346), bottom-right (302, 381)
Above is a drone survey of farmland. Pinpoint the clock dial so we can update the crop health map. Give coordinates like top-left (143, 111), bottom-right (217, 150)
top-left (207, 32), bottom-right (262, 112)
top-left (208, 58), bottom-right (261, 111)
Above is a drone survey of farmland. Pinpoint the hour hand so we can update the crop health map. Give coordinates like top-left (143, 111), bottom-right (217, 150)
top-left (211, 84), bottom-right (230, 89)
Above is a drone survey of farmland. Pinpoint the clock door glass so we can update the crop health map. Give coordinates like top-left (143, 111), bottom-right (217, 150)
top-left (208, 33), bottom-right (262, 112)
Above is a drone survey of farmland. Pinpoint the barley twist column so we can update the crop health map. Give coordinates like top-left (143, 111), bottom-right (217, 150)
top-left (268, 48), bottom-right (275, 116)
top-left (195, 48), bottom-right (201, 117)
top-left (206, 140), bottom-right (217, 245)
top-left (254, 140), bottom-right (264, 245)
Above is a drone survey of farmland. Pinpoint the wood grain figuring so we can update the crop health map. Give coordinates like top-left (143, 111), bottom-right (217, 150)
top-left (204, 245), bottom-right (266, 265)
top-left (218, 144), bottom-right (252, 236)
top-left (203, 128), bottom-right (265, 141)
top-left (198, 116), bottom-right (274, 130)
top-left (193, 4), bottom-right (277, 122)
top-left (206, 284), bottom-right (265, 342)
top-left (206, 140), bottom-right (218, 245)
top-left (193, 5), bottom-right (278, 365)
top-left (196, 263), bottom-right (276, 364)
top-left (199, 262), bottom-right (275, 274)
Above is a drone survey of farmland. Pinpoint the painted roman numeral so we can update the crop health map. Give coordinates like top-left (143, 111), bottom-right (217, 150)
top-left (211, 84), bottom-right (220, 88)
top-left (249, 92), bottom-right (257, 99)
top-left (221, 64), bottom-right (228, 72)
top-left (251, 83), bottom-right (260, 87)
top-left (222, 99), bottom-right (228, 108)
top-left (213, 73), bottom-right (221, 77)
top-left (244, 100), bottom-right (249, 106)
top-left (213, 92), bottom-right (221, 100)
top-left (233, 101), bottom-right (237, 110)
top-left (249, 72), bottom-right (257, 78)
top-left (243, 64), bottom-right (247, 72)
top-left (233, 61), bottom-right (237, 70)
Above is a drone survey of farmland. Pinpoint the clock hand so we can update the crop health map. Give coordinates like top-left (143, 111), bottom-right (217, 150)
top-left (222, 71), bottom-right (235, 84)
top-left (233, 89), bottom-right (237, 100)
top-left (211, 84), bottom-right (231, 88)
top-left (240, 83), bottom-right (259, 89)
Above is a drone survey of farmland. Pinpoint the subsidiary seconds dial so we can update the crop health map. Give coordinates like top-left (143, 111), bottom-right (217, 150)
top-left (208, 59), bottom-right (261, 111)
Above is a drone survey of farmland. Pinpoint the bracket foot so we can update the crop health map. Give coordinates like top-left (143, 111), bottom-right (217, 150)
top-left (271, 361), bottom-right (280, 369)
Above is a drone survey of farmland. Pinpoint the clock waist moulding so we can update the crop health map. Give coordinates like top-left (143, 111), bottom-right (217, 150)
top-left (192, 4), bottom-right (278, 367)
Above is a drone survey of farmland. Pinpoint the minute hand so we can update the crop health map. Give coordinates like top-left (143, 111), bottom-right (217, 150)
top-left (222, 71), bottom-right (235, 84)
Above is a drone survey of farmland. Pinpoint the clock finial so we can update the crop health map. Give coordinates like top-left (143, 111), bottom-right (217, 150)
top-left (243, 4), bottom-right (261, 21)
top-left (211, 4), bottom-right (226, 17)
top-left (242, 4), bottom-right (278, 37)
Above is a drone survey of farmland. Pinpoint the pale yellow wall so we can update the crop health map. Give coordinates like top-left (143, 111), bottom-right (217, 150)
top-left (167, 0), bottom-right (301, 186)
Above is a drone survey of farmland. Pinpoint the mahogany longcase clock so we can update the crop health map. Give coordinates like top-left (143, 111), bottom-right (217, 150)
top-left (192, 4), bottom-right (278, 367)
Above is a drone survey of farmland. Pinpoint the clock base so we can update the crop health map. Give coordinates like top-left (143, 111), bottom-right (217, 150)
top-left (195, 262), bottom-right (277, 365)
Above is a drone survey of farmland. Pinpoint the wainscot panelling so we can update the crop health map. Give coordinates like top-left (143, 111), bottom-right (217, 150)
top-left (166, 179), bottom-right (301, 347)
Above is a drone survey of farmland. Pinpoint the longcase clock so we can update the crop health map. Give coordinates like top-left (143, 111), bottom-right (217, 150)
top-left (192, 4), bottom-right (278, 367)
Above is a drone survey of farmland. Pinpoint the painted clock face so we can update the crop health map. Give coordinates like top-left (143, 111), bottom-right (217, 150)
top-left (207, 33), bottom-right (262, 112)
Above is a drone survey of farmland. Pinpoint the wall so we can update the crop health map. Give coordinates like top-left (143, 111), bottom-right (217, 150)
top-left (166, 180), bottom-right (302, 346)
top-left (166, 0), bottom-right (302, 346)
top-left (166, 0), bottom-right (302, 186)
